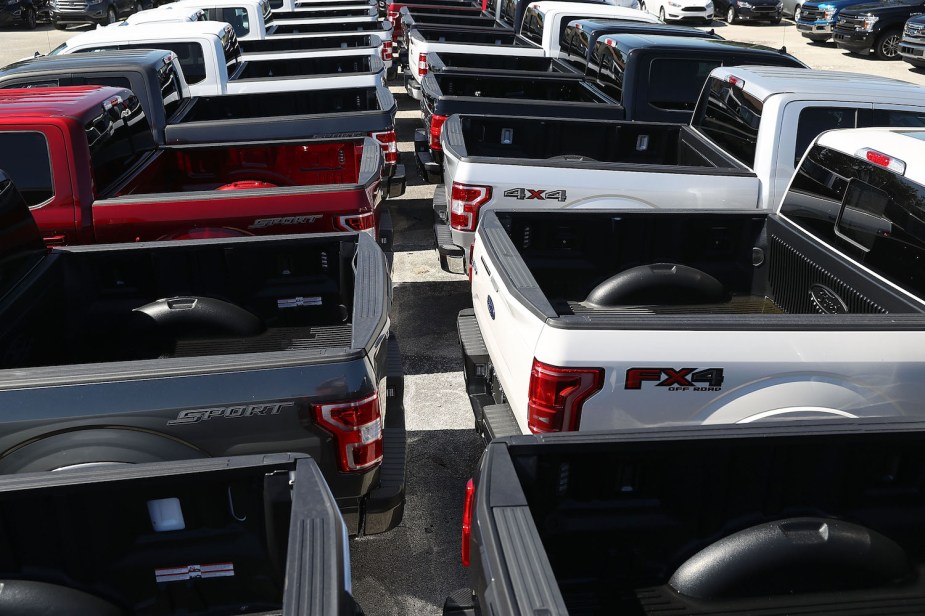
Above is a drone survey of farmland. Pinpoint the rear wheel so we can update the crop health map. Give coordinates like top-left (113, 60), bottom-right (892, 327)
top-left (875, 29), bottom-right (902, 60)
top-left (22, 7), bottom-right (36, 28)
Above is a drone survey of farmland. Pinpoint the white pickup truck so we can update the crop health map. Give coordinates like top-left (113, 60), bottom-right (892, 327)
top-left (460, 126), bottom-right (925, 440)
top-left (434, 66), bottom-right (925, 272)
top-left (404, 3), bottom-right (656, 99)
top-left (49, 21), bottom-right (385, 96)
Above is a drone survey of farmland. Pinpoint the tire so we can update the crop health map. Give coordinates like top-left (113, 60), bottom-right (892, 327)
top-left (793, 4), bottom-right (801, 20)
top-left (659, 6), bottom-right (666, 20)
top-left (640, 1), bottom-right (647, 11)
top-left (875, 29), bottom-right (902, 60)
top-left (133, 0), bottom-right (142, 11)
top-left (22, 7), bottom-right (36, 29)
top-left (52, 17), bottom-right (66, 29)
top-left (102, 5), bottom-right (116, 23)
top-left (726, 5), bottom-right (737, 23)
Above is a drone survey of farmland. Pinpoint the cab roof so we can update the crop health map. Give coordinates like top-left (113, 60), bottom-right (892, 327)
top-left (526, 1), bottom-right (661, 21)
top-left (708, 66), bottom-right (923, 102)
top-left (816, 127), bottom-right (925, 186)
top-left (59, 19), bottom-right (231, 48)
top-left (566, 17), bottom-right (722, 38)
top-left (0, 86), bottom-right (133, 122)
top-left (597, 33), bottom-right (798, 58)
top-left (0, 49), bottom-right (174, 77)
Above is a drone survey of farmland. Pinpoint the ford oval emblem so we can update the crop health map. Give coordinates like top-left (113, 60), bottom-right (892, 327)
top-left (487, 295), bottom-right (495, 320)
top-left (810, 284), bottom-right (848, 314)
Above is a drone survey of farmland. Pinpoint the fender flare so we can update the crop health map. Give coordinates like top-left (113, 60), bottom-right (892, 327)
top-left (0, 429), bottom-right (207, 473)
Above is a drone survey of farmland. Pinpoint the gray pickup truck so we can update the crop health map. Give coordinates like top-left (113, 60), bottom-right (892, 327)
top-left (0, 172), bottom-right (405, 536)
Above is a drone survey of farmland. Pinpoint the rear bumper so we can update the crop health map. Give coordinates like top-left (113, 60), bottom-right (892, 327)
top-left (457, 309), bottom-right (522, 442)
top-left (361, 333), bottom-right (407, 535)
top-left (386, 163), bottom-right (407, 199)
top-left (432, 185), bottom-right (465, 274)
top-left (404, 72), bottom-right (423, 100)
top-left (413, 128), bottom-right (443, 184)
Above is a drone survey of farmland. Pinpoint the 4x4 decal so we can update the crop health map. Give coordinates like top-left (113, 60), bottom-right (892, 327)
top-left (503, 188), bottom-right (567, 202)
top-left (625, 368), bottom-right (725, 391)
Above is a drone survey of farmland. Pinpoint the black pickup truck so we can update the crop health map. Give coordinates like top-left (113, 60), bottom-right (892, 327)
top-left (0, 453), bottom-right (359, 615)
top-left (415, 72), bottom-right (619, 182)
top-left (833, 0), bottom-right (925, 59)
top-left (586, 34), bottom-right (806, 122)
top-left (446, 419), bottom-right (925, 615)
top-left (0, 172), bottom-right (405, 537)
top-left (0, 50), bottom-right (407, 199)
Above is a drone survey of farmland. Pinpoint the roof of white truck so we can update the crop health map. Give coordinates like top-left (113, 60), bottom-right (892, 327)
top-left (124, 6), bottom-right (206, 25)
top-left (172, 0), bottom-right (265, 9)
top-left (709, 66), bottom-right (924, 102)
top-left (816, 128), bottom-right (925, 186)
top-left (57, 20), bottom-right (230, 48)
top-left (526, 2), bottom-right (660, 22)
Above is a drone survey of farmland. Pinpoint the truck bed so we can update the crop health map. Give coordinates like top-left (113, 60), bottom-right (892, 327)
top-left (165, 87), bottom-right (396, 145)
top-left (234, 55), bottom-right (381, 80)
top-left (412, 25), bottom-right (537, 46)
top-left (239, 34), bottom-right (380, 54)
top-left (267, 20), bottom-right (390, 35)
top-left (486, 209), bottom-right (925, 318)
top-left (426, 52), bottom-right (578, 76)
top-left (0, 233), bottom-right (373, 368)
top-left (470, 422), bottom-right (925, 615)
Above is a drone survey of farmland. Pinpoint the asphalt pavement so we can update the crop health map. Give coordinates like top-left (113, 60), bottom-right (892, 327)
top-left (4, 16), bottom-right (925, 615)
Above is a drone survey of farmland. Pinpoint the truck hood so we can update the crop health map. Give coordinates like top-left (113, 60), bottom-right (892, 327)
top-left (839, 0), bottom-right (924, 13)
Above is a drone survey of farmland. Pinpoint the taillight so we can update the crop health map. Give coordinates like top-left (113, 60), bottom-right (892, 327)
top-left (418, 52), bottom-right (428, 77)
top-left (337, 211), bottom-right (376, 234)
top-left (461, 478), bottom-right (475, 566)
top-left (371, 130), bottom-right (399, 165)
top-left (313, 392), bottom-right (383, 472)
top-left (382, 39), bottom-right (393, 61)
top-left (527, 359), bottom-right (603, 433)
top-left (857, 147), bottom-right (906, 174)
top-left (450, 182), bottom-right (492, 232)
top-left (429, 114), bottom-right (448, 151)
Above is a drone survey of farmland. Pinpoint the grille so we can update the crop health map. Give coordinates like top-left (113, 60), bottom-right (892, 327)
top-left (751, 5), bottom-right (777, 12)
top-left (55, 0), bottom-right (88, 9)
top-left (681, 6), bottom-right (706, 11)
top-left (905, 21), bottom-right (925, 40)
top-left (800, 6), bottom-right (824, 20)
top-left (835, 15), bottom-right (864, 31)
top-left (768, 234), bottom-right (885, 314)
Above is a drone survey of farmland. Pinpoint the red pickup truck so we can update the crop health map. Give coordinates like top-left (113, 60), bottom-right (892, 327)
top-left (0, 86), bottom-right (387, 247)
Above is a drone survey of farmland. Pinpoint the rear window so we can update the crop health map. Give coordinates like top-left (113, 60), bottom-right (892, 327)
top-left (780, 145), bottom-right (925, 299)
top-left (794, 107), bottom-right (925, 167)
top-left (0, 78), bottom-right (60, 88)
top-left (561, 26), bottom-right (590, 70)
top-left (594, 45), bottom-right (625, 103)
top-left (75, 43), bottom-right (208, 85)
top-left (520, 7), bottom-right (544, 45)
top-left (86, 94), bottom-right (155, 193)
top-left (0, 132), bottom-right (54, 207)
top-left (647, 58), bottom-right (719, 112)
top-left (693, 76), bottom-right (763, 168)
top-left (158, 60), bottom-right (184, 119)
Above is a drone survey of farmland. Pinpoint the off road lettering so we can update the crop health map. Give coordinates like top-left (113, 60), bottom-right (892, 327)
top-left (624, 368), bottom-right (724, 390)
top-left (248, 216), bottom-right (320, 230)
top-left (503, 188), bottom-right (567, 202)
top-left (168, 402), bottom-right (295, 426)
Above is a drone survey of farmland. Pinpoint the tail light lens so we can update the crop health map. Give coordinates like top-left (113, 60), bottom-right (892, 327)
top-left (337, 211), bottom-right (376, 234)
top-left (382, 39), bottom-right (393, 61)
top-left (461, 478), bottom-right (475, 566)
top-left (371, 130), bottom-right (399, 165)
top-left (527, 359), bottom-right (603, 433)
top-left (417, 52), bottom-right (428, 77)
top-left (313, 392), bottom-right (383, 472)
top-left (429, 114), bottom-right (448, 151)
top-left (450, 182), bottom-right (492, 232)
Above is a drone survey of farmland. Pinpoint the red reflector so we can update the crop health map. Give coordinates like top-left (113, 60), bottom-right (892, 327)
top-left (418, 52), bottom-right (428, 77)
top-left (337, 211), bottom-right (376, 232)
top-left (450, 182), bottom-right (492, 232)
top-left (313, 392), bottom-right (383, 472)
top-left (527, 360), bottom-right (603, 433)
top-left (371, 130), bottom-right (399, 165)
top-left (461, 478), bottom-right (475, 566)
top-left (429, 114), bottom-right (448, 151)
top-left (468, 239), bottom-right (476, 282)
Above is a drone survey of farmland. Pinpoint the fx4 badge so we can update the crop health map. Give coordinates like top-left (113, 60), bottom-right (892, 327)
top-left (168, 402), bottom-right (295, 426)
top-left (625, 368), bottom-right (725, 391)
top-left (503, 188), bottom-right (567, 202)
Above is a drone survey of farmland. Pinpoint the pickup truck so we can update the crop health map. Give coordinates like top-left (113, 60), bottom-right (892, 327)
top-left (431, 66), bottom-right (925, 272)
top-left (49, 21), bottom-right (386, 96)
top-left (833, 0), bottom-right (924, 59)
top-left (458, 126), bottom-right (925, 441)
top-left (585, 34), bottom-right (806, 122)
top-left (899, 13), bottom-right (925, 66)
top-left (446, 418), bottom-right (925, 615)
top-left (404, 4), bottom-right (657, 98)
top-left (0, 86), bottom-right (388, 247)
top-left (0, 50), bottom-right (405, 199)
top-left (415, 73), bottom-right (623, 183)
top-left (794, 0), bottom-right (867, 42)
top-left (0, 170), bottom-right (404, 535)
top-left (0, 454), bottom-right (360, 614)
